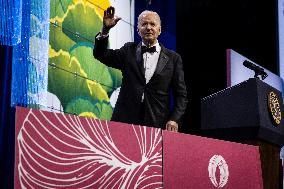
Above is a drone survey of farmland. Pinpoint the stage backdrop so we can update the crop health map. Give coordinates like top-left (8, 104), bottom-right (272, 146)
top-left (47, 0), bottom-right (134, 119)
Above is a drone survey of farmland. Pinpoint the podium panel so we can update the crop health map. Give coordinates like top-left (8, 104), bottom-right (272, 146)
top-left (163, 131), bottom-right (263, 189)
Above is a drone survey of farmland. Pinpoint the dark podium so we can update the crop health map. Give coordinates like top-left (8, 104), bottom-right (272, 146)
top-left (201, 78), bottom-right (284, 189)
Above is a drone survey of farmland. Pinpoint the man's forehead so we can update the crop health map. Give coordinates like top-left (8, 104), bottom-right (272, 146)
top-left (140, 13), bottom-right (158, 21)
top-left (141, 12), bottom-right (155, 17)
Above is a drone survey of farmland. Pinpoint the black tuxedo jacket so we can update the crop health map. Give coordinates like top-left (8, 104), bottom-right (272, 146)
top-left (93, 35), bottom-right (188, 129)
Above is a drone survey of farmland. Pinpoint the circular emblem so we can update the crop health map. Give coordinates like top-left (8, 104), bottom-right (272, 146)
top-left (208, 155), bottom-right (229, 188)
top-left (268, 91), bottom-right (281, 126)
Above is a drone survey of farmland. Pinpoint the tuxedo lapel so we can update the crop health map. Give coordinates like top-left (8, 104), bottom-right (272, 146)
top-left (135, 42), bottom-right (146, 81)
top-left (153, 47), bottom-right (169, 76)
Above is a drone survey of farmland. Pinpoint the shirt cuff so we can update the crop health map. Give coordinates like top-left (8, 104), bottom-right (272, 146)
top-left (96, 32), bottom-right (109, 40)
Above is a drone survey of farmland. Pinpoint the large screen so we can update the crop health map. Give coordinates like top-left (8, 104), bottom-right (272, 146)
top-left (279, 0), bottom-right (284, 82)
top-left (45, 0), bottom-right (134, 120)
top-left (227, 49), bottom-right (283, 92)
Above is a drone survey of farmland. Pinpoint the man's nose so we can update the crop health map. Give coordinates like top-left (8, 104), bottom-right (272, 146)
top-left (146, 24), bottom-right (152, 29)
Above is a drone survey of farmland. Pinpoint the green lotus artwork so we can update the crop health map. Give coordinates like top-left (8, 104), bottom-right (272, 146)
top-left (48, 0), bottom-right (122, 120)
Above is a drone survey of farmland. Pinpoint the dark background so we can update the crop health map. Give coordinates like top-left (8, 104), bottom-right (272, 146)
top-left (176, 0), bottom-right (278, 134)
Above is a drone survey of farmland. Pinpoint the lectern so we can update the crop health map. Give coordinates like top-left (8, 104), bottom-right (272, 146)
top-left (201, 78), bottom-right (284, 189)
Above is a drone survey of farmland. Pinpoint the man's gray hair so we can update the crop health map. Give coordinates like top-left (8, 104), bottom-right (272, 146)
top-left (137, 10), bottom-right (161, 26)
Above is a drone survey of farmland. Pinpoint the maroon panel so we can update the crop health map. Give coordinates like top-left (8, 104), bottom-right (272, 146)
top-left (163, 131), bottom-right (263, 189)
top-left (15, 106), bottom-right (162, 188)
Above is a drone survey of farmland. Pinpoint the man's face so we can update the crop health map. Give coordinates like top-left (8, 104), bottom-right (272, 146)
top-left (138, 12), bottom-right (161, 46)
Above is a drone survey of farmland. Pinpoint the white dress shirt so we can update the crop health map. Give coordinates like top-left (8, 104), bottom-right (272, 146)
top-left (141, 42), bottom-right (161, 101)
top-left (142, 41), bottom-right (161, 84)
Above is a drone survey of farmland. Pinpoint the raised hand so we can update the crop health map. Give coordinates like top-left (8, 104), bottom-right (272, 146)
top-left (102, 6), bottom-right (121, 35)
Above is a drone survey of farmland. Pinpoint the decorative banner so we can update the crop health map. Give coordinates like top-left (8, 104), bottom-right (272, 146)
top-left (11, 0), bottom-right (50, 107)
top-left (0, 0), bottom-right (22, 45)
top-left (163, 131), bottom-right (263, 189)
top-left (15, 106), bottom-right (162, 188)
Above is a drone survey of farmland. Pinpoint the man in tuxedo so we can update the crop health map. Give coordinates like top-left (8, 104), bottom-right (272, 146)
top-left (93, 6), bottom-right (188, 132)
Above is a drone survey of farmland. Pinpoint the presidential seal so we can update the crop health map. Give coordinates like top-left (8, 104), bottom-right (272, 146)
top-left (268, 91), bottom-right (281, 126)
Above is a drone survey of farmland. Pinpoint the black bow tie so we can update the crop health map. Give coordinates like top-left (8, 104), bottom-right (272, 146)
top-left (141, 46), bottom-right (156, 54)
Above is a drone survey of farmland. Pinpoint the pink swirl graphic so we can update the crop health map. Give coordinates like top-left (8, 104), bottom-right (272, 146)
top-left (15, 108), bottom-right (162, 188)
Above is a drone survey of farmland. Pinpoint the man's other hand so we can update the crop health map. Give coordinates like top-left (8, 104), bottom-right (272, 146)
top-left (166, 120), bottom-right (178, 132)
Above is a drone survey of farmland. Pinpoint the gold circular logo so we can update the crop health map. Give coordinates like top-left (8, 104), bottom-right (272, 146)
top-left (268, 91), bottom-right (281, 126)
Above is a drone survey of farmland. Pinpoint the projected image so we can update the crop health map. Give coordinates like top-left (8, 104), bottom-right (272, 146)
top-left (47, 0), bottom-right (134, 119)
top-left (227, 49), bottom-right (283, 92)
top-left (279, 0), bottom-right (284, 84)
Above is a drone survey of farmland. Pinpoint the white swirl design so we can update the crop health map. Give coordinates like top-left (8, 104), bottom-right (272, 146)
top-left (16, 108), bottom-right (162, 188)
top-left (208, 155), bottom-right (229, 188)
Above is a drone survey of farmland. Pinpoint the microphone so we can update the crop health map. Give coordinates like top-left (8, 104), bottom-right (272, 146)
top-left (243, 60), bottom-right (268, 80)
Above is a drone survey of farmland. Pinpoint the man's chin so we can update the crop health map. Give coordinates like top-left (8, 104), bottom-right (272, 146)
top-left (143, 35), bottom-right (154, 39)
top-left (143, 39), bottom-right (155, 45)
top-left (145, 42), bottom-right (154, 46)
